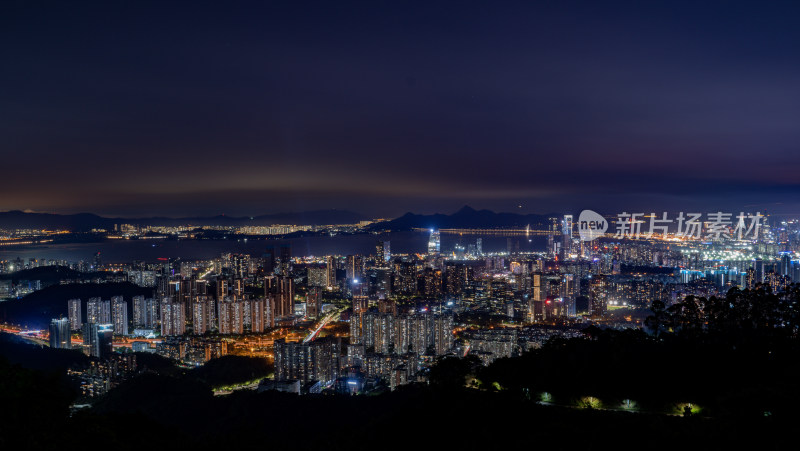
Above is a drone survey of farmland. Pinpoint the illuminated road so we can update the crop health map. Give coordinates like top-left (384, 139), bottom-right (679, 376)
top-left (303, 308), bottom-right (343, 343)
top-left (198, 263), bottom-right (215, 279)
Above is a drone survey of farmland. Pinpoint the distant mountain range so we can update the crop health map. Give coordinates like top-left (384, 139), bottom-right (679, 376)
top-left (369, 206), bottom-right (552, 230)
top-left (0, 210), bottom-right (368, 231)
top-left (0, 206), bottom-right (557, 232)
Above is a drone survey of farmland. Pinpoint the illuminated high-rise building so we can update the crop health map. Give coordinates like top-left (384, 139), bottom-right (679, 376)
top-left (346, 255), bottom-right (364, 282)
top-left (49, 318), bottom-right (71, 349)
top-left (445, 263), bottom-right (472, 297)
top-left (251, 298), bottom-right (267, 332)
top-left (232, 300), bottom-right (245, 334)
top-left (359, 310), bottom-right (453, 356)
top-left (562, 214), bottom-right (573, 257)
top-left (132, 297), bottom-right (158, 329)
top-left (561, 274), bottom-right (577, 317)
top-left (218, 299), bottom-right (233, 334)
top-left (274, 337), bottom-right (342, 384)
top-left (160, 298), bottom-right (186, 336)
top-left (326, 256), bottom-right (337, 289)
top-left (192, 296), bottom-right (215, 334)
top-left (264, 297), bottom-right (274, 328)
top-left (428, 229), bottom-right (441, 255)
top-left (589, 275), bottom-right (608, 318)
top-left (307, 266), bottom-right (327, 287)
top-left (265, 275), bottom-right (295, 319)
top-left (433, 314), bottom-right (454, 355)
top-left (547, 217), bottom-right (560, 256)
top-left (216, 278), bottom-right (228, 301)
top-left (376, 240), bottom-right (391, 264)
top-left (754, 258), bottom-right (765, 284)
top-left (780, 253), bottom-right (792, 276)
top-left (230, 277), bottom-right (244, 301)
top-left (307, 287), bottom-right (323, 319)
top-left (67, 298), bottom-right (82, 330)
top-left (528, 273), bottom-right (543, 322)
top-left (111, 296), bottom-right (128, 335)
top-left (393, 261), bottom-right (418, 295)
top-left (422, 267), bottom-right (443, 298)
top-left (132, 295), bottom-right (152, 328)
top-left (349, 296), bottom-right (369, 345)
top-left (364, 311), bottom-right (394, 354)
top-left (86, 297), bottom-right (111, 324)
top-left (83, 323), bottom-right (113, 358)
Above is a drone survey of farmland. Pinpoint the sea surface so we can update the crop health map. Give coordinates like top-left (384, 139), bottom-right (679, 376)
top-left (0, 232), bottom-right (547, 263)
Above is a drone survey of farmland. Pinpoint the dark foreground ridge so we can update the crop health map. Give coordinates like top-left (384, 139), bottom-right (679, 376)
top-left (3, 285), bottom-right (800, 450)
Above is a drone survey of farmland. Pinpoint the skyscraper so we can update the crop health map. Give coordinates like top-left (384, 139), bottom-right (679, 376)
top-left (307, 266), bottom-right (327, 287)
top-left (307, 287), bottom-right (323, 319)
top-left (345, 255), bottom-right (364, 282)
top-left (86, 297), bottom-right (111, 324)
top-left (160, 298), bottom-right (186, 336)
top-left (562, 214), bottom-right (573, 257)
top-left (274, 337), bottom-right (342, 384)
top-left (528, 273), bottom-right (543, 322)
top-left (49, 318), bottom-right (71, 349)
top-left (265, 275), bottom-right (295, 319)
top-left (780, 253), bottom-right (791, 277)
top-left (192, 296), bottom-right (215, 334)
top-left (132, 295), bottom-right (154, 328)
top-left (83, 323), bottom-right (113, 358)
top-left (111, 296), bottom-right (128, 335)
top-left (67, 299), bottom-right (81, 330)
top-left (428, 229), bottom-right (441, 255)
top-left (217, 297), bottom-right (246, 334)
top-left (589, 275), bottom-right (608, 318)
top-left (217, 298), bottom-right (233, 334)
top-left (376, 240), bottom-right (391, 263)
top-left (251, 298), bottom-right (266, 333)
top-left (754, 258), bottom-right (765, 284)
top-left (216, 278), bottom-right (228, 301)
top-left (326, 256), bottom-right (337, 289)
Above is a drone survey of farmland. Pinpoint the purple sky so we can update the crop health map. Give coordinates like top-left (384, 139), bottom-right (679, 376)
top-left (3, 1), bottom-right (800, 217)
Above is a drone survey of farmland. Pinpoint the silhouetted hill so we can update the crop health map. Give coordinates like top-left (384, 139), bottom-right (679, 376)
top-left (188, 355), bottom-right (272, 387)
top-left (0, 209), bottom-right (367, 231)
top-left (0, 352), bottom-right (77, 447)
top-left (0, 282), bottom-right (153, 328)
top-left (369, 205), bottom-right (552, 230)
top-left (0, 332), bottom-right (89, 372)
top-left (78, 379), bottom-right (790, 450)
top-left (0, 211), bottom-right (113, 231)
top-left (0, 266), bottom-right (105, 287)
top-left (134, 352), bottom-right (182, 376)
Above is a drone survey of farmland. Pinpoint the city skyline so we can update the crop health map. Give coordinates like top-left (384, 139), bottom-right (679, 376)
top-left (3, 2), bottom-right (800, 447)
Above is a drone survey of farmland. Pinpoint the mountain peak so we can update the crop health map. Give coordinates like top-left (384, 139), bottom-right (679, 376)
top-left (454, 205), bottom-right (477, 214)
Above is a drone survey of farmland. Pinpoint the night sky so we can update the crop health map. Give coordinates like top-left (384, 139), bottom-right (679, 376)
top-left (3, 1), bottom-right (800, 218)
